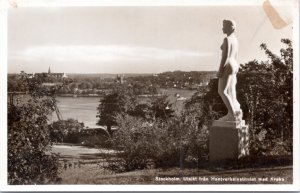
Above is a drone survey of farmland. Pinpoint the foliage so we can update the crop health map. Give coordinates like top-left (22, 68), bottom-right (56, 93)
top-left (8, 74), bottom-right (62, 184)
top-left (184, 39), bottom-right (293, 156)
top-left (185, 78), bottom-right (226, 125)
top-left (78, 128), bottom-right (110, 147)
top-left (80, 133), bottom-right (110, 148)
top-left (8, 74), bottom-right (27, 92)
top-left (127, 71), bottom-right (216, 89)
top-left (151, 113), bottom-right (208, 168)
top-left (96, 85), bottom-right (137, 135)
top-left (237, 39), bottom-right (293, 155)
top-left (8, 71), bottom-right (217, 96)
top-left (130, 103), bottom-right (152, 120)
top-left (148, 95), bottom-right (175, 121)
top-left (107, 112), bottom-right (208, 172)
top-left (50, 119), bottom-right (110, 147)
top-left (8, 97), bottom-right (61, 184)
top-left (130, 81), bottom-right (158, 95)
top-left (49, 118), bottom-right (84, 143)
top-left (108, 114), bottom-right (156, 172)
top-left (96, 84), bottom-right (175, 135)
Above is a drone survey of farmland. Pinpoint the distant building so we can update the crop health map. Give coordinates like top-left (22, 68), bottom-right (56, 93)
top-left (20, 67), bottom-right (67, 87)
top-left (34, 67), bottom-right (65, 79)
top-left (18, 71), bottom-right (33, 79)
top-left (115, 74), bottom-right (125, 84)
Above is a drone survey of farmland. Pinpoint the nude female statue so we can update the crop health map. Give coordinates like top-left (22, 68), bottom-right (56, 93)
top-left (217, 20), bottom-right (242, 121)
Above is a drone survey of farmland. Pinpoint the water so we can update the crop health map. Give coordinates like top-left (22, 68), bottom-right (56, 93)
top-left (50, 97), bottom-right (101, 128)
top-left (11, 88), bottom-right (197, 128)
top-left (161, 88), bottom-right (197, 113)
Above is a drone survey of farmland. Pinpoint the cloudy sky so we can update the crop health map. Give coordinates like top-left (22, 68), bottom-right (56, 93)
top-left (8, 5), bottom-right (293, 74)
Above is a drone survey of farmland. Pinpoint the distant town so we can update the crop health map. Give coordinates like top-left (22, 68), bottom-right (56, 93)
top-left (8, 67), bottom-right (217, 97)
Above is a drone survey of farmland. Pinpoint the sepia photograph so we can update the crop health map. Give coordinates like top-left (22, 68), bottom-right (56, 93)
top-left (0, 0), bottom-right (299, 191)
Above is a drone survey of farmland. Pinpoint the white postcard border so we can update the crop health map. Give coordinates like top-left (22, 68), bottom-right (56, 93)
top-left (0, 0), bottom-right (299, 191)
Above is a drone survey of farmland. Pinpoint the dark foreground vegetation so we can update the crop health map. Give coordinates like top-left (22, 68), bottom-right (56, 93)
top-left (8, 39), bottom-right (293, 184)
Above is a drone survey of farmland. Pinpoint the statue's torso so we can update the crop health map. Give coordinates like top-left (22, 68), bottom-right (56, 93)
top-left (223, 34), bottom-right (239, 74)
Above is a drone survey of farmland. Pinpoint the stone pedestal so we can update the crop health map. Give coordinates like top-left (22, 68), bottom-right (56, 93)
top-left (209, 120), bottom-right (249, 163)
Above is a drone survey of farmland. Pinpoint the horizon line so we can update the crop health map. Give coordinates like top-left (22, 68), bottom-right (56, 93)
top-left (8, 70), bottom-right (218, 75)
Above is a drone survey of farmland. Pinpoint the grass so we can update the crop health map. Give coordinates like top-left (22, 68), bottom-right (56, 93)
top-left (59, 164), bottom-right (292, 184)
top-left (52, 144), bottom-right (293, 184)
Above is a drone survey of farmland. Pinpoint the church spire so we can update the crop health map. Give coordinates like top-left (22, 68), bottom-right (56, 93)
top-left (48, 66), bottom-right (51, 74)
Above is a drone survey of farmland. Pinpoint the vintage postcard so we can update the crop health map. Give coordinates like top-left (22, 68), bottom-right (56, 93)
top-left (0, 0), bottom-right (299, 191)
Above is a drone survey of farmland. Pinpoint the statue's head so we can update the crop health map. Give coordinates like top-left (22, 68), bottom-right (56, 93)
top-left (222, 19), bottom-right (236, 34)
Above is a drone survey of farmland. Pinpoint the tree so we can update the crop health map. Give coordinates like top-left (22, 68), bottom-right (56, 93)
top-left (130, 103), bottom-right (152, 120)
top-left (184, 78), bottom-right (226, 127)
top-left (8, 96), bottom-right (60, 184)
top-left (49, 118), bottom-right (84, 143)
top-left (109, 112), bottom-right (208, 171)
top-left (8, 75), bottom-right (27, 92)
top-left (184, 39), bottom-right (293, 156)
top-left (107, 114), bottom-right (155, 171)
top-left (148, 94), bottom-right (175, 121)
top-left (8, 74), bottom-right (66, 184)
top-left (237, 39), bottom-right (293, 155)
top-left (96, 84), bottom-right (175, 135)
top-left (96, 85), bottom-right (137, 135)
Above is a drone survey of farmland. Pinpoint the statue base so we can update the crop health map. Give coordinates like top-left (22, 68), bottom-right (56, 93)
top-left (209, 119), bottom-right (249, 164)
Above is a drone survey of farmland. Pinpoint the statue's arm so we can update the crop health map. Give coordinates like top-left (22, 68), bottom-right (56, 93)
top-left (217, 38), bottom-right (228, 78)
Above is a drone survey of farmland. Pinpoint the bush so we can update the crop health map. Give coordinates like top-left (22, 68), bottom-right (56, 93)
top-left (49, 119), bottom-right (84, 144)
top-left (97, 84), bottom-right (175, 136)
top-left (107, 113), bottom-right (208, 172)
top-left (108, 114), bottom-right (156, 172)
top-left (237, 39), bottom-right (293, 156)
top-left (80, 128), bottom-right (110, 147)
top-left (151, 114), bottom-right (208, 168)
top-left (8, 97), bottom-right (61, 184)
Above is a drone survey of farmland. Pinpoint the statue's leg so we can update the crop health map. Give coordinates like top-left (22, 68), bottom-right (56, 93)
top-left (229, 74), bottom-right (242, 120)
top-left (230, 74), bottom-right (240, 110)
top-left (218, 74), bottom-right (235, 120)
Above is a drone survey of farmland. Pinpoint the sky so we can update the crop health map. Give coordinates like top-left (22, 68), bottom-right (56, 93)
top-left (8, 6), bottom-right (293, 74)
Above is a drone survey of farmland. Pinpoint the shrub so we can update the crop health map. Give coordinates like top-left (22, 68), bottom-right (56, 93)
top-left (237, 39), bottom-right (293, 156)
top-left (96, 84), bottom-right (174, 136)
top-left (151, 114), bottom-right (208, 168)
top-left (80, 128), bottom-right (110, 148)
top-left (108, 113), bottom-right (208, 171)
top-left (8, 97), bottom-right (61, 184)
top-left (108, 114), bottom-right (156, 172)
top-left (49, 119), bottom-right (84, 144)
